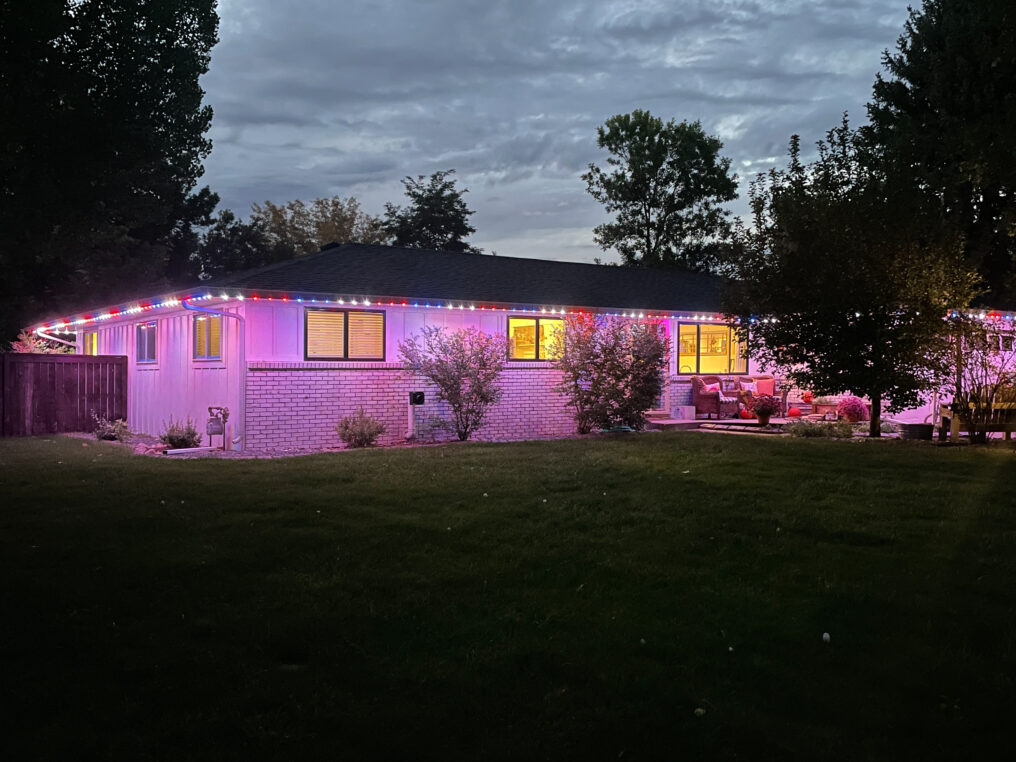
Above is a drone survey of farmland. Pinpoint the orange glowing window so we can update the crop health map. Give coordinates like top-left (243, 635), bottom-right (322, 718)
top-left (509, 317), bottom-right (563, 360)
top-left (193, 315), bottom-right (221, 360)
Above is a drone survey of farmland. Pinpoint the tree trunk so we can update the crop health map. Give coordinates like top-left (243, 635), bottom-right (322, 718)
top-left (868, 392), bottom-right (882, 438)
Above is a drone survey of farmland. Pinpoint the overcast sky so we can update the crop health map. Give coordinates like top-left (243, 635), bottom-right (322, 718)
top-left (200, 0), bottom-right (910, 263)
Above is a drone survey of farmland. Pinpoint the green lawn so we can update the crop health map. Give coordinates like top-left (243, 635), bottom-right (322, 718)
top-left (2, 433), bottom-right (1015, 760)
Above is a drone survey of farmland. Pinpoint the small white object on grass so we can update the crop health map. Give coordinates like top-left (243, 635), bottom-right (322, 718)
top-left (822, 632), bottom-right (831, 643)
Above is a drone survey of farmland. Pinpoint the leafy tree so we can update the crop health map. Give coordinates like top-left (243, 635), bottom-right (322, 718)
top-left (723, 119), bottom-right (978, 437)
top-left (866, 0), bottom-right (1016, 305)
top-left (552, 313), bottom-right (669, 433)
top-left (0, 0), bottom-right (219, 341)
top-left (251, 195), bottom-right (389, 256)
top-left (384, 170), bottom-right (481, 253)
top-left (582, 110), bottom-right (738, 271)
top-left (399, 326), bottom-right (507, 440)
top-left (194, 210), bottom-right (294, 279)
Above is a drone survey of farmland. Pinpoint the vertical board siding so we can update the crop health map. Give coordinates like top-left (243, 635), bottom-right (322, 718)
top-left (1, 354), bottom-right (127, 436)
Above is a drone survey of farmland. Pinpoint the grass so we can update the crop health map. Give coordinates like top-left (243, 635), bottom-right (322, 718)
top-left (1, 432), bottom-right (1015, 760)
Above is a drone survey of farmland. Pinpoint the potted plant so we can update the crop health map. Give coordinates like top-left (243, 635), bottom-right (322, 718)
top-left (750, 394), bottom-right (781, 426)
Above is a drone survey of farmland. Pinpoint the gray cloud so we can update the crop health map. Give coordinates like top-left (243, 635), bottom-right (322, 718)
top-left (202, 0), bottom-right (909, 263)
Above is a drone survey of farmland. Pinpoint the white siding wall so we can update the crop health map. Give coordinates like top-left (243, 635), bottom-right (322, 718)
top-left (85, 305), bottom-right (244, 439)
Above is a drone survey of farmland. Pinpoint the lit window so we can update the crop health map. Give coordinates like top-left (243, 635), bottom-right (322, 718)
top-left (305, 309), bottom-right (384, 360)
top-left (509, 316), bottom-right (563, 360)
top-left (677, 324), bottom-right (746, 374)
top-left (83, 331), bottom-right (98, 356)
top-left (193, 315), bottom-right (222, 360)
top-left (136, 321), bottom-right (157, 363)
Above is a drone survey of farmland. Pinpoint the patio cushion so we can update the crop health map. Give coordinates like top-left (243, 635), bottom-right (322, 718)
top-left (756, 378), bottom-right (775, 396)
top-left (703, 382), bottom-right (721, 393)
top-left (740, 381), bottom-right (757, 393)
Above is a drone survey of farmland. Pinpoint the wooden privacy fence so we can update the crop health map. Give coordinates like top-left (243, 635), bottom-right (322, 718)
top-left (1, 353), bottom-right (127, 437)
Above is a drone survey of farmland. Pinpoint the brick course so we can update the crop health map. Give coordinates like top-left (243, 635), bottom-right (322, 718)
top-left (245, 362), bottom-right (575, 449)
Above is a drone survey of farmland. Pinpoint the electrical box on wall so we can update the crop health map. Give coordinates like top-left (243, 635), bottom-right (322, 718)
top-left (409, 391), bottom-right (425, 405)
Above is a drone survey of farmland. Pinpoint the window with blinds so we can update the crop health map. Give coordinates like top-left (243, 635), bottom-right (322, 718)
top-left (136, 321), bottom-right (157, 363)
top-left (193, 315), bottom-right (222, 360)
top-left (83, 331), bottom-right (98, 356)
top-left (305, 309), bottom-right (384, 360)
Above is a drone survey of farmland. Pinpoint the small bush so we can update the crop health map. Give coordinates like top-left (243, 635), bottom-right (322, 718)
top-left (160, 417), bottom-right (202, 449)
top-left (337, 408), bottom-right (387, 448)
top-left (92, 412), bottom-right (130, 442)
top-left (784, 420), bottom-right (854, 438)
top-left (855, 421), bottom-right (897, 434)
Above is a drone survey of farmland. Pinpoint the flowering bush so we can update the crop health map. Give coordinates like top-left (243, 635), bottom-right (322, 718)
top-left (552, 313), bottom-right (669, 433)
top-left (749, 394), bottom-right (781, 416)
top-left (400, 326), bottom-right (508, 441)
top-left (836, 395), bottom-right (869, 422)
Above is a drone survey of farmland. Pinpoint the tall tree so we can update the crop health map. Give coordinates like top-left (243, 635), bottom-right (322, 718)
top-left (724, 120), bottom-right (978, 437)
top-left (193, 209), bottom-right (294, 279)
top-left (583, 110), bottom-right (738, 271)
top-left (383, 170), bottom-right (481, 253)
top-left (251, 195), bottom-right (389, 257)
top-left (0, 0), bottom-right (219, 339)
top-left (866, 0), bottom-right (1016, 306)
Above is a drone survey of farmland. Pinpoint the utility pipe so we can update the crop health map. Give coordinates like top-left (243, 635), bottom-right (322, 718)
top-left (35, 329), bottom-right (77, 348)
top-left (182, 299), bottom-right (246, 450)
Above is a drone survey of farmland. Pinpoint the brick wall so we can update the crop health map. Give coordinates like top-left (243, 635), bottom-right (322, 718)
top-left (244, 362), bottom-right (576, 449)
top-left (668, 378), bottom-right (693, 415)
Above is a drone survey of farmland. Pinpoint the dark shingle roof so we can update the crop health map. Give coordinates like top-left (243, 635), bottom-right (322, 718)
top-left (207, 243), bottom-right (723, 312)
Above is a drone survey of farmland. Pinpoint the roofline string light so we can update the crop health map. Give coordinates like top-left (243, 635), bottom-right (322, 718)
top-left (32, 289), bottom-right (1016, 335)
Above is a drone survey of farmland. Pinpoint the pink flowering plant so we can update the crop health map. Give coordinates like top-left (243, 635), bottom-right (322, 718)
top-left (749, 394), bottom-right (781, 417)
top-left (836, 395), bottom-right (869, 422)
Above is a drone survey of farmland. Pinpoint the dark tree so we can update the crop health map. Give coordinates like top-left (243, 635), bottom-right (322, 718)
top-left (866, 0), bottom-right (1016, 306)
top-left (583, 110), bottom-right (738, 271)
top-left (194, 210), bottom-right (294, 280)
top-left (0, 0), bottom-right (219, 338)
top-left (383, 170), bottom-right (481, 253)
top-left (724, 120), bottom-right (977, 437)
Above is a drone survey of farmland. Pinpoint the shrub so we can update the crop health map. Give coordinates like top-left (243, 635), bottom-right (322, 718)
top-left (92, 412), bottom-right (130, 442)
top-left (836, 395), bottom-right (869, 422)
top-left (160, 417), bottom-right (202, 449)
top-left (552, 313), bottom-right (669, 433)
top-left (337, 408), bottom-right (387, 448)
top-left (784, 420), bottom-right (854, 438)
top-left (400, 326), bottom-right (508, 441)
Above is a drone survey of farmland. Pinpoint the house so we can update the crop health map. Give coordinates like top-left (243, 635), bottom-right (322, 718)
top-left (29, 243), bottom-right (751, 449)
